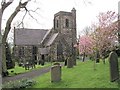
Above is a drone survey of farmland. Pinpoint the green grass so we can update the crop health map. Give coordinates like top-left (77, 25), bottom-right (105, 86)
top-left (8, 62), bottom-right (51, 76)
top-left (32, 59), bottom-right (120, 88)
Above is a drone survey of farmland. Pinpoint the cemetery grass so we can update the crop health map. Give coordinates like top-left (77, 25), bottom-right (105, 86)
top-left (32, 58), bottom-right (120, 88)
top-left (8, 62), bottom-right (51, 76)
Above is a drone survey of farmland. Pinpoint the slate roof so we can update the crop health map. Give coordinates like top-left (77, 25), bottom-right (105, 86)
top-left (45, 33), bottom-right (58, 47)
top-left (41, 29), bottom-right (52, 44)
top-left (14, 28), bottom-right (49, 45)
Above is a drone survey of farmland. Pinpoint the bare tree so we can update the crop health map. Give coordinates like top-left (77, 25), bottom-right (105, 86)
top-left (0, 0), bottom-right (14, 76)
top-left (0, 0), bottom-right (32, 76)
top-left (82, 26), bottom-right (92, 35)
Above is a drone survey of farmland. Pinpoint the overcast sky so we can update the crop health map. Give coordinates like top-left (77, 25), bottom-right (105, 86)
top-left (1, 0), bottom-right (120, 41)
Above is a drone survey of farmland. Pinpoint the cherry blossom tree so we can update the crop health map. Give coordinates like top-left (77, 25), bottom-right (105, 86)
top-left (77, 11), bottom-right (118, 63)
top-left (78, 35), bottom-right (94, 61)
top-left (89, 11), bottom-right (118, 64)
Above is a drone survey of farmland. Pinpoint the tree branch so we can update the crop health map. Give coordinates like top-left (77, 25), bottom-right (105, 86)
top-left (1, 0), bottom-right (14, 13)
top-left (2, 0), bottom-right (30, 43)
top-left (17, 10), bottom-right (28, 28)
top-left (25, 7), bottom-right (39, 24)
top-left (17, 7), bottom-right (40, 28)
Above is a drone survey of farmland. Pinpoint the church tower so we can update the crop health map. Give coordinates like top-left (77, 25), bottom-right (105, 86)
top-left (53, 8), bottom-right (77, 62)
top-left (53, 8), bottom-right (76, 34)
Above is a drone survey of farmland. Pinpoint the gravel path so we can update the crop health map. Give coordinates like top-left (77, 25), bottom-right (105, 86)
top-left (2, 66), bottom-right (51, 84)
top-left (2, 63), bottom-right (64, 84)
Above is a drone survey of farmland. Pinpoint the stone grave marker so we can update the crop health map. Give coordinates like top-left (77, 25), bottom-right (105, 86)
top-left (51, 64), bottom-right (61, 82)
top-left (53, 62), bottom-right (60, 65)
top-left (67, 56), bottom-right (73, 68)
top-left (108, 51), bottom-right (119, 82)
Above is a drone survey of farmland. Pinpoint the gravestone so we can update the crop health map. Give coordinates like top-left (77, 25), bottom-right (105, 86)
top-left (51, 64), bottom-right (61, 82)
top-left (108, 51), bottom-right (119, 82)
top-left (64, 55), bottom-right (67, 66)
top-left (53, 62), bottom-right (60, 65)
top-left (24, 62), bottom-right (29, 70)
top-left (67, 56), bottom-right (73, 68)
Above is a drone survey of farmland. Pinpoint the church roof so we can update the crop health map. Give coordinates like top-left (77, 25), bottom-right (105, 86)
top-left (40, 29), bottom-right (52, 44)
top-left (14, 28), bottom-right (49, 45)
top-left (45, 33), bottom-right (58, 47)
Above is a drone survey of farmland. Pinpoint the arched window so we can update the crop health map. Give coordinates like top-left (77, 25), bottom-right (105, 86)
top-left (65, 19), bottom-right (69, 28)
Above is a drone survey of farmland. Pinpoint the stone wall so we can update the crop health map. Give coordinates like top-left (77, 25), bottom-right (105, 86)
top-left (14, 46), bottom-right (37, 65)
top-left (14, 8), bottom-right (77, 63)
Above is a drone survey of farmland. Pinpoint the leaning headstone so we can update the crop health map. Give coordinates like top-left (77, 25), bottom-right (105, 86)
top-left (67, 56), bottom-right (73, 68)
top-left (51, 64), bottom-right (61, 82)
top-left (108, 51), bottom-right (119, 82)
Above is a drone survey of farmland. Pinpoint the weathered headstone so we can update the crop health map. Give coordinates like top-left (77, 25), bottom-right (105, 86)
top-left (53, 62), bottom-right (60, 65)
top-left (51, 64), bottom-right (61, 82)
top-left (108, 51), bottom-right (119, 82)
top-left (67, 56), bottom-right (73, 68)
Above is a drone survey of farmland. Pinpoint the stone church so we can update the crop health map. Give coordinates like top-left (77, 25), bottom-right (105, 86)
top-left (13, 8), bottom-right (77, 65)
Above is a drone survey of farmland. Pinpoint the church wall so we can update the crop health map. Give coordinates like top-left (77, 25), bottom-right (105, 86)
top-left (13, 46), bottom-right (38, 65)
top-left (13, 8), bottom-right (77, 64)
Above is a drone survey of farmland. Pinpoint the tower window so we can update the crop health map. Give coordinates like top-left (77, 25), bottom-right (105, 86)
top-left (65, 19), bottom-right (69, 28)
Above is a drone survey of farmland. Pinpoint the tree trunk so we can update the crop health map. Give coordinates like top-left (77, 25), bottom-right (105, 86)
top-left (96, 50), bottom-right (100, 63)
top-left (0, 9), bottom-right (7, 76)
top-left (2, 24), bottom-right (11, 76)
top-left (6, 42), bottom-right (14, 69)
top-left (0, 2), bottom-right (12, 75)
top-left (2, 44), bottom-right (8, 76)
top-left (0, 1), bottom-right (14, 76)
top-left (102, 57), bottom-right (105, 64)
top-left (0, 9), bottom-right (2, 75)
top-left (82, 52), bottom-right (85, 62)
top-left (1, 1), bottom-right (29, 76)
top-left (94, 58), bottom-right (96, 71)
top-left (0, 45), bottom-right (1, 87)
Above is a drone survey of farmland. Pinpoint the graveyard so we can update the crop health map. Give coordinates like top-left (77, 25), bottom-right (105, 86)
top-left (7, 62), bottom-right (51, 76)
top-left (1, 0), bottom-right (120, 89)
top-left (32, 59), bottom-right (120, 88)
top-left (2, 58), bottom-right (120, 88)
